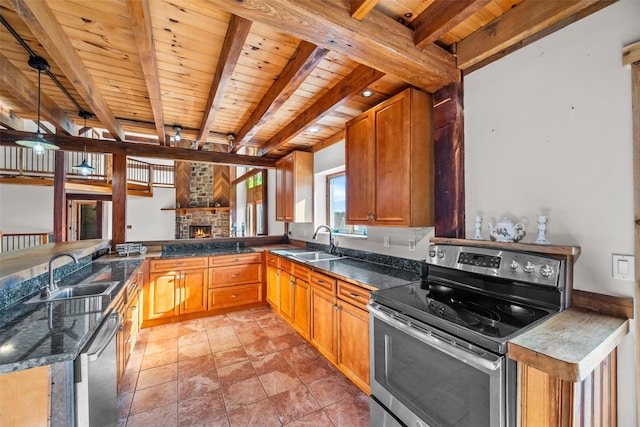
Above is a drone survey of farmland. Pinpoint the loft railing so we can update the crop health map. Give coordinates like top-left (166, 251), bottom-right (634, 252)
top-left (0, 232), bottom-right (52, 253)
top-left (0, 146), bottom-right (174, 187)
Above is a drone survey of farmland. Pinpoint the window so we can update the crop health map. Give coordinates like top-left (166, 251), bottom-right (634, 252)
top-left (326, 172), bottom-right (365, 236)
top-left (245, 171), bottom-right (265, 236)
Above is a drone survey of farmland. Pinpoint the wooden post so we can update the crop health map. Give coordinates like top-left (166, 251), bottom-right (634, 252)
top-left (433, 79), bottom-right (465, 238)
top-left (53, 149), bottom-right (67, 242)
top-left (112, 153), bottom-right (127, 249)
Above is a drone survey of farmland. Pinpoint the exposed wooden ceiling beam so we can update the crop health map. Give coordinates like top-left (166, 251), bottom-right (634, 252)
top-left (8, 0), bottom-right (126, 141)
top-left (412, 0), bottom-right (492, 49)
top-left (232, 168), bottom-right (262, 186)
top-left (623, 40), bottom-right (640, 66)
top-left (457, 0), bottom-right (615, 70)
top-left (1, 129), bottom-right (277, 168)
top-left (212, 0), bottom-right (457, 92)
top-left (0, 52), bottom-right (76, 135)
top-left (350, 0), bottom-right (381, 20)
top-left (197, 14), bottom-right (252, 148)
top-left (126, 0), bottom-right (166, 146)
top-left (232, 41), bottom-right (329, 153)
top-left (102, 132), bottom-right (159, 144)
top-left (0, 104), bottom-right (24, 131)
top-left (259, 64), bottom-right (384, 156)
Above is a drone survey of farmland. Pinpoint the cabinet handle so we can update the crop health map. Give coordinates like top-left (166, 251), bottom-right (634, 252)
top-left (334, 305), bottom-right (339, 311)
top-left (318, 280), bottom-right (324, 284)
top-left (231, 274), bottom-right (241, 278)
top-left (176, 262), bottom-right (185, 266)
top-left (349, 293), bottom-right (360, 298)
top-left (231, 294), bottom-right (238, 298)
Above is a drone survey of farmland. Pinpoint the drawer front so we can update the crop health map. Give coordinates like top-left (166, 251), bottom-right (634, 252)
top-left (208, 283), bottom-right (262, 309)
top-left (266, 253), bottom-right (280, 268)
top-left (292, 262), bottom-right (310, 280)
top-left (280, 259), bottom-right (292, 274)
top-left (310, 271), bottom-right (336, 294)
top-left (210, 252), bottom-right (262, 266)
top-left (210, 264), bottom-right (262, 288)
top-left (150, 257), bottom-right (208, 272)
top-left (337, 281), bottom-right (370, 310)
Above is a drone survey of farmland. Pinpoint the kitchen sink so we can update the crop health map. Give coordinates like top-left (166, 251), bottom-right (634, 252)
top-left (291, 251), bottom-right (343, 262)
top-left (24, 282), bottom-right (118, 304)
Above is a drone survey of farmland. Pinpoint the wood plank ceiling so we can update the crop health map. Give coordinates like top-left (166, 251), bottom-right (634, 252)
top-left (0, 0), bottom-right (615, 165)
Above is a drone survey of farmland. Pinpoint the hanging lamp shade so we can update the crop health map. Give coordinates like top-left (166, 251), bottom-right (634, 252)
top-left (15, 56), bottom-right (60, 154)
top-left (72, 110), bottom-right (94, 176)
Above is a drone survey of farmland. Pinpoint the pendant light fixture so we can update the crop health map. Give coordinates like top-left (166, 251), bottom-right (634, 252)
top-left (72, 110), bottom-right (95, 176)
top-left (15, 56), bottom-right (60, 155)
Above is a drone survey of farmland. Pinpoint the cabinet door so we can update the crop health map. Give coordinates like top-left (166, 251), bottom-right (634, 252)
top-left (337, 300), bottom-right (370, 394)
top-left (280, 273), bottom-right (294, 321)
top-left (266, 265), bottom-right (280, 311)
top-left (293, 277), bottom-right (310, 339)
top-left (275, 159), bottom-right (285, 221)
top-left (373, 93), bottom-right (411, 226)
top-left (180, 268), bottom-right (208, 314)
top-left (283, 154), bottom-right (294, 221)
top-left (311, 286), bottom-right (337, 362)
top-left (345, 112), bottom-right (375, 224)
top-left (147, 272), bottom-right (180, 320)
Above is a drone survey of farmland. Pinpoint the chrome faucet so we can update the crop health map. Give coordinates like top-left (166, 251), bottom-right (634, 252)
top-left (312, 225), bottom-right (336, 254)
top-left (43, 253), bottom-right (79, 298)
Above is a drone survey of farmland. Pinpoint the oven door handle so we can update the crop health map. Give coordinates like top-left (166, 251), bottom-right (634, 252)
top-left (368, 303), bottom-right (502, 374)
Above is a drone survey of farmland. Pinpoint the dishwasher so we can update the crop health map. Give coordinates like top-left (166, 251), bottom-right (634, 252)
top-left (74, 311), bottom-right (119, 427)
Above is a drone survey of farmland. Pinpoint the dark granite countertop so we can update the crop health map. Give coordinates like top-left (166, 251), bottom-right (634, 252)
top-left (270, 250), bottom-right (420, 290)
top-left (158, 247), bottom-right (256, 259)
top-left (0, 259), bottom-right (142, 373)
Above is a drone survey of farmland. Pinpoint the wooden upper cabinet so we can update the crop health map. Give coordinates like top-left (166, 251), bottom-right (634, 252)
top-left (275, 151), bottom-right (313, 223)
top-left (346, 87), bottom-right (434, 227)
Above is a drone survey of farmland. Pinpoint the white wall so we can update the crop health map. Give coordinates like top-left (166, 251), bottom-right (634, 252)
top-left (126, 187), bottom-right (176, 241)
top-left (464, 1), bottom-right (639, 424)
top-left (0, 184), bottom-right (54, 233)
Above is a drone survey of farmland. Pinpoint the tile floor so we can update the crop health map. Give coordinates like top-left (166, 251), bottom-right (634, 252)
top-left (118, 306), bottom-right (370, 426)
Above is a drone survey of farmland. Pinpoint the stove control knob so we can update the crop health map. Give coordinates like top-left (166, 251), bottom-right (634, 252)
top-left (428, 249), bottom-right (436, 258)
top-left (523, 261), bottom-right (536, 274)
top-left (437, 250), bottom-right (445, 259)
top-left (509, 260), bottom-right (520, 271)
top-left (540, 264), bottom-right (555, 277)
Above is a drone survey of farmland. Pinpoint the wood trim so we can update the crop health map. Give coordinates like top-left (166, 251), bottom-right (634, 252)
top-left (412, 0), bottom-right (492, 49)
top-left (0, 53), bottom-right (76, 135)
top-left (233, 41), bottom-right (329, 151)
top-left (0, 103), bottom-right (24, 131)
top-left (0, 129), bottom-right (277, 168)
top-left (231, 168), bottom-right (262, 186)
top-left (53, 149), bottom-right (66, 242)
top-left (433, 82), bottom-right (465, 238)
top-left (112, 153), bottom-right (127, 249)
top-left (212, 0), bottom-right (458, 92)
top-left (350, 0), bottom-right (380, 20)
top-left (623, 40), bottom-right (640, 65)
top-left (456, 0), bottom-right (614, 70)
top-left (311, 130), bottom-right (345, 153)
top-left (126, 0), bottom-right (166, 145)
top-left (258, 64), bottom-right (384, 155)
top-left (8, 0), bottom-right (125, 140)
top-left (430, 237), bottom-right (582, 258)
top-left (197, 15), bottom-right (252, 147)
top-left (630, 58), bottom-right (640, 426)
top-left (572, 290), bottom-right (634, 319)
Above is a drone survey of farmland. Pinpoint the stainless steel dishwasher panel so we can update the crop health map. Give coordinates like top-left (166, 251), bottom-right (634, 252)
top-left (75, 311), bottom-right (119, 427)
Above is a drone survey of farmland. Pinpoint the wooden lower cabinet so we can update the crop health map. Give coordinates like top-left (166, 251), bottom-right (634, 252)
top-left (280, 273), bottom-right (295, 321)
top-left (293, 276), bottom-right (310, 340)
top-left (0, 366), bottom-right (50, 427)
top-left (311, 283), bottom-right (337, 362)
top-left (518, 349), bottom-right (618, 427)
top-left (337, 298), bottom-right (370, 394)
top-left (208, 283), bottom-right (262, 309)
top-left (146, 268), bottom-right (208, 320)
top-left (266, 264), bottom-right (280, 311)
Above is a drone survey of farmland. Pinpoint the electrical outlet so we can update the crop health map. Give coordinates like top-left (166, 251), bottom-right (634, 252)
top-left (408, 238), bottom-right (416, 251)
top-left (384, 235), bottom-right (390, 248)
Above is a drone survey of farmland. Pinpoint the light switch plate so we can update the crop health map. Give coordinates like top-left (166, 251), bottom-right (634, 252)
top-left (612, 254), bottom-right (635, 281)
top-left (408, 238), bottom-right (416, 251)
top-left (384, 235), bottom-right (390, 248)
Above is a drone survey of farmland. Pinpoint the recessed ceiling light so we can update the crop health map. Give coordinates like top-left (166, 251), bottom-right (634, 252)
top-left (361, 89), bottom-right (374, 97)
top-left (307, 126), bottom-right (321, 133)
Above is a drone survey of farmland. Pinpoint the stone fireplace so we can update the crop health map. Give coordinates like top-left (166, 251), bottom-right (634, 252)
top-left (174, 162), bottom-right (231, 239)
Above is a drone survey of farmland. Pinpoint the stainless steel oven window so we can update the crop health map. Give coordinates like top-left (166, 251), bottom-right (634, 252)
top-left (369, 305), bottom-right (508, 427)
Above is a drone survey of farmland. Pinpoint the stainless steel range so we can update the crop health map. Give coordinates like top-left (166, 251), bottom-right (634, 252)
top-left (368, 244), bottom-right (569, 427)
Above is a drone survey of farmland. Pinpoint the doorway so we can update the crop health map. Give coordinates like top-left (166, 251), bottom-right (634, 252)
top-left (69, 200), bottom-right (103, 240)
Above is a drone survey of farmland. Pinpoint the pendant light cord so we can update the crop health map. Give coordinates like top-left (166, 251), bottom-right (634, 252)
top-left (37, 67), bottom-right (42, 135)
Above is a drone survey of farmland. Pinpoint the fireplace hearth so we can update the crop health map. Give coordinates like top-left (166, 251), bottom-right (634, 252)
top-left (189, 225), bottom-right (212, 239)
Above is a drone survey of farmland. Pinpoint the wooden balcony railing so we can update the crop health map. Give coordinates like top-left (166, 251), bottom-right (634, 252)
top-left (0, 232), bottom-right (52, 253)
top-left (0, 146), bottom-right (174, 187)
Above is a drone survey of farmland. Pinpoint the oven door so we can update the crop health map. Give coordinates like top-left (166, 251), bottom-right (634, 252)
top-left (369, 303), bottom-right (511, 427)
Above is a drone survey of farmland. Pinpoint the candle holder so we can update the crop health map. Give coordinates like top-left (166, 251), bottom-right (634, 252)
top-left (534, 215), bottom-right (550, 245)
top-left (473, 216), bottom-right (484, 240)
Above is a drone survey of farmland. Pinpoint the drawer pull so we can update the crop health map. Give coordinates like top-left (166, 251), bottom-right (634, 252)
top-left (231, 294), bottom-right (238, 298)
top-left (318, 280), bottom-right (325, 284)
top-left (349, 292), bottom-right (360, 298)
top-left (176, 262), bottom-right (185, 266)
top-left (231, 274), bottom-right (241, 278)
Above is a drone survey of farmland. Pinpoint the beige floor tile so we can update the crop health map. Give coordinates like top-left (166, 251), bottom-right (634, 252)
top-left (178, 341), bottom-right (212, 361)
top-left (222, 376), bottom-right (267, 412)
top-left (179, 354), bottom-right (216, 379)
top-left (259, 366), bottom-right (302, 397)
top-left (144, 337), bottom-right (178, 355)
top-left (137, 363), bottom-right (178, 390)
top-left (284, 410), bottom-right (334, 427)
top-left (227, 398), bottom-right (281, 427)
top-left (178, 331), bottom-right (209, 347)
top-left (209, 333), bottom-right (242, 353)
top-left (140, 348), bottom-right (178, 370)
top-left (306, 374), bottom-right (353, 408)
top-left (244, 338), bottom-right (279, 360)
top-left (213, 346), bottom-right (248, 368)
top-left (178, 390), bottom-right (229, 427)
top-left (126, 402), bottom-right (178, 427)
top-left (217, 359), bottom-right (257, 386)
top-left (270, 384), bottom-right (320, 424)
top-left (178, 368), bottom-right (220, 401)
top-left (250, 352), bottom-right (291, 376)
top-left (129, 381), bottom-right (178, 415)
top-left (324, 393), bottom-right (370, 427)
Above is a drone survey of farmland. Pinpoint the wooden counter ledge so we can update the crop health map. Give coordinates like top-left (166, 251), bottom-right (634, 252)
top-left (508, 307), bottom-right (629, 382)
